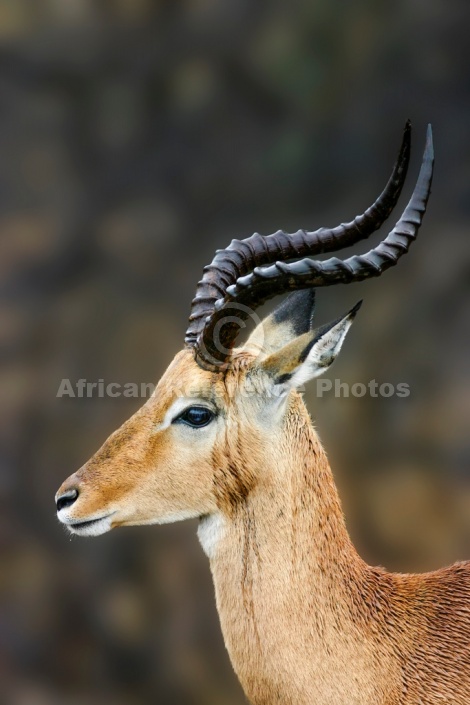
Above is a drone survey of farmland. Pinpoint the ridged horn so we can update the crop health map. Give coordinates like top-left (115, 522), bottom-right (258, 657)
top-left (186, 123), bottom-right (433, 371)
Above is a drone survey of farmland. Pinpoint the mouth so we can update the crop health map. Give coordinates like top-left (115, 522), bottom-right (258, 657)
top-left (58, 513), bottom-right (115, 537)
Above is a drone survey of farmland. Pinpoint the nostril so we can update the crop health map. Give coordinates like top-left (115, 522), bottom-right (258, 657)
top-left (56, 488), bottom-right (79, 512)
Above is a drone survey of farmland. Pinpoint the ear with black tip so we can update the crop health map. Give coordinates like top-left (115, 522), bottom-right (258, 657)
top-left (272, 289), bottom-right (316, 335)
top-left (260, 300), bottom-right (362, 390)
top-left (244, 289), bottom-right (316, 355)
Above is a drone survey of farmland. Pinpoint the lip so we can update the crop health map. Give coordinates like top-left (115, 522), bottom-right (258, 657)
top-left (59, 512), bottom-right (115, 537)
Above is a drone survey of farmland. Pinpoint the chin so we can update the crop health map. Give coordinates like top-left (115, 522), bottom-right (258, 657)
top-left (59, 513), bottom-right (115, 537)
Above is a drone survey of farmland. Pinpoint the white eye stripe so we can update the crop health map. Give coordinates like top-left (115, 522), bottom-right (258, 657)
top-left (153, 398), bottom-right (215, 433)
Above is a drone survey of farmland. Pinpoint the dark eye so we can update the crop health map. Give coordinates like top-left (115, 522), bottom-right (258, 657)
top-left (175, 406), bottom-right (215, 428)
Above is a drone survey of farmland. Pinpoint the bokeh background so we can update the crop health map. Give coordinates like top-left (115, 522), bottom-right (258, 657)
top-left (1, 1), bottom-right (470, 703)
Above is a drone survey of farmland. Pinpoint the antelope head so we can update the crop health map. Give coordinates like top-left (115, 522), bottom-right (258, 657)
top-left (55, 123), bottom-right (433, 539)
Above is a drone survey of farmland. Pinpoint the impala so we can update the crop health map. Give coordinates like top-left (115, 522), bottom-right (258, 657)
top-left (56, 123), bottom-right (470, 704)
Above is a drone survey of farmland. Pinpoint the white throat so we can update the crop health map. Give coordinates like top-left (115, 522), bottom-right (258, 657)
top-left (197, 513), bottom-right (226, 559)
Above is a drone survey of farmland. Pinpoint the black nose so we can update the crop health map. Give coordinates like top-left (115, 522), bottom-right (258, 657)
top-left (56, 488), bottom-right (79, 512)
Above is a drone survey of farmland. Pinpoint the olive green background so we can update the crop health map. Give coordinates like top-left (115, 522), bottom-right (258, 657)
top-left (1, 2), bottom-right (469, 703)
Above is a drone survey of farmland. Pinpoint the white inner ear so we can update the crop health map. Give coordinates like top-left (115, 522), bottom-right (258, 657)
top-left (283, 315), bottom-right (354, 390)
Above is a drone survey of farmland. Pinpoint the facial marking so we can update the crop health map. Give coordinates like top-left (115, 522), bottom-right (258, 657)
top-left (153, 396), bottom-right (217, 433)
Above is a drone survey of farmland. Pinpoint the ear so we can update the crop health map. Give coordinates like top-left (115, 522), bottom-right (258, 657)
top-left (244, 289), bottom-right (316, 356)
top-left (259, 301), bottom-right (362, 390)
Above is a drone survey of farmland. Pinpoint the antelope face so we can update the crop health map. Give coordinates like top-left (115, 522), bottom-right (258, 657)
top-left (55, 293), bottom-right (360, 537)
top-left (55, 123), bottom-right (433, 537)
top-left (56, 342), bottom-right (278, 537)
top-left (55, 350), bottom-right (225, 536)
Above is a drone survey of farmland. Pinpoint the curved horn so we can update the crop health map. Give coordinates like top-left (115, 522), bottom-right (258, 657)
top-left (185, 124), bottom-right (411, 346)
top-left (187, 124), bottom-right (433, 371)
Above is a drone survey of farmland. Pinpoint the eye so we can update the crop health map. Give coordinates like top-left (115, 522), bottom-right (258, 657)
top-left (174, 406), bottom-right (215, 428)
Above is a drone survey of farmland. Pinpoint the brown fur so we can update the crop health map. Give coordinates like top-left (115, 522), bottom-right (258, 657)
top-left (56, 349), bottom-right (470, 704)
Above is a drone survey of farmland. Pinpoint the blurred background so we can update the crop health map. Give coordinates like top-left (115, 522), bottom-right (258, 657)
top-left (1, 1), bottom-right (469, 703)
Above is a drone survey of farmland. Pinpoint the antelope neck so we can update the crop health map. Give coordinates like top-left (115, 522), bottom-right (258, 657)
top-left (205, 401), bottom-right (397, 704)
